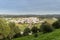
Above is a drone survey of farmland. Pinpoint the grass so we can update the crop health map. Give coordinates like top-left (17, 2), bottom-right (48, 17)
top-left (16, 23), bottom-right (29, 31)
top-left (13, 29), bottom-right (60, 40)
top-left (44, 18), bottom-right (56, 24)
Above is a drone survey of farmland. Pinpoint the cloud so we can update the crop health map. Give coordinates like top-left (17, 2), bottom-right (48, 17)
top-left (0, 0), bottom-right (60, 15)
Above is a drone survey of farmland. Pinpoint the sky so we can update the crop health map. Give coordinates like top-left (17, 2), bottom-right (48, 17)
top-left (0, 0), bottom-right (60, 15)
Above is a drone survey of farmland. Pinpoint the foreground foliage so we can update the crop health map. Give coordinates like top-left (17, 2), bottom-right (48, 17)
top-left (0, 18), bottom-right (10, 39)
top-left (40, 21), bottom-right (54, 33)
top-left (13, 29), bottom-right (60, 40)
top-left (52, 19), bottom-right (60, 29)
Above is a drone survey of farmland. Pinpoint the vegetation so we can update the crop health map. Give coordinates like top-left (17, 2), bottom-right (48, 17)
top-left (52, 19), bottom-right (60, 29)
top-left (31, 26), bottom-right (38, 34)
top-left (0, 18), bottom-right (10, 40)
top-left (23, 27), bottom-right (31, 36)
top-left (7, 22), bottom-right (21, 40)
top-left (13, 29), bottom-right (60, 40)
top-left (0, 18), bottom-right (60, 40)
top-left (13, 33), bottom-right (22, 38)
top-left (40, 21), bottom-right (54, 33)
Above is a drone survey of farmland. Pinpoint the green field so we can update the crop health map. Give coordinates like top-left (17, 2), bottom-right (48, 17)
top-left (13, 29), bottom-right (60, 40)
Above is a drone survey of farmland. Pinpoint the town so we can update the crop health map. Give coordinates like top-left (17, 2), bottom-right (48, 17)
top-left (5, 17), bottom-right (58, 24)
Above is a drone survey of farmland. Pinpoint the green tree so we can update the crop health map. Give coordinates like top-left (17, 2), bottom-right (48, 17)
top-left (23, 27), bottom-right (31, 36)
top-left (0, 18), bottom-right (10, 40)
top-left (40, 21), bottom-right (53, 33)
top-left (52, 19), bottom-right (60, 29)
top-left (7, 22), bottom-right (20, 39)
top-left (31, 26), bottom-right (38, 34)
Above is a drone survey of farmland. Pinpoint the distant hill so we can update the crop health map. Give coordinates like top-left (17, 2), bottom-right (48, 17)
top-left (0, 14), bottom-right (60, 18)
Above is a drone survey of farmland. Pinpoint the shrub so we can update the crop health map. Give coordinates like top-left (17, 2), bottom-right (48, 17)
top-left (13, 33), bottom-right (22, 38)
top-left (31, 26), bottom-right (38, 34)
top-left (34, 33), bottom-right (38, 38)
top-left (52, 19), bottom-right (60, 29)
top-left (40, 21), bottom-right (53, 33)
top-left (8, 22), bottom-right (20, 39)
top-left (0, 19), bottom-right (10, 39)
top-left (38, 28), bottom-right (41, 32)
top-left (23, 27), bottom-right (31, 36)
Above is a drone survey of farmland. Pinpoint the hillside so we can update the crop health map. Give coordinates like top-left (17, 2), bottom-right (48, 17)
top-left (13, 29), bottom-right (60, 40)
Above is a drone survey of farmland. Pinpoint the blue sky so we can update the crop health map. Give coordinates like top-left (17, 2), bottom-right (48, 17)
top-left (0, 0), bottom-right (60, 15)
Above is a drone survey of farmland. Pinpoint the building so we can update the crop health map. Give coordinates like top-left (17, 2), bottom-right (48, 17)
top-left (5, 17), bottom-right (40, 24)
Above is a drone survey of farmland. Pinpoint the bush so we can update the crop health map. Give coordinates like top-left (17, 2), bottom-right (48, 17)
top-left (0, 19), bottom-right (10, 39)
top-left (23, 27), bottom-right (31, 36)
top-left (52, 19), bottom-right (60, 29)
top-left (40, 21), bottom-right (53, 33)
top-left (13, 33), bottom-right (22, 38)
top-left (34, 33), bottom-right (38, 38)
top-left (31, 26), bottom-right (38, 34)
top-left (8, 22), bottom-right (20, 39)
top-left (38, 28), bottom-right (41, 32)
